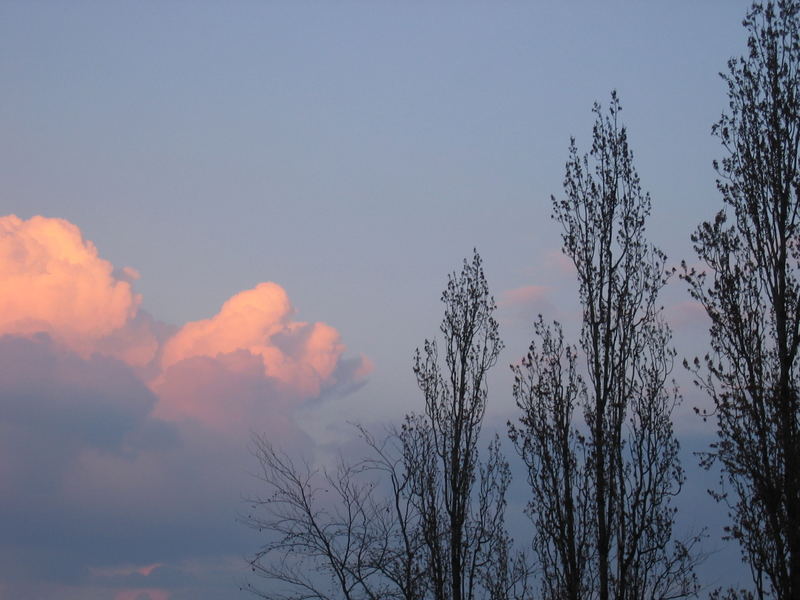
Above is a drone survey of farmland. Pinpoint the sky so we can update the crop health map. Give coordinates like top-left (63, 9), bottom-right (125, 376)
top-left (1, 2), bottom-right (758, 598)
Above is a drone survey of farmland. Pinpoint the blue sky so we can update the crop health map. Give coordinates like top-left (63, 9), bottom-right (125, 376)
top-left (1, 2), bottom-right (756, 598)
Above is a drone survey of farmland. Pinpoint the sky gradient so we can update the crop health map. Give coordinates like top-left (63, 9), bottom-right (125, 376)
top-left (2, 2), bottom-right (757, 598)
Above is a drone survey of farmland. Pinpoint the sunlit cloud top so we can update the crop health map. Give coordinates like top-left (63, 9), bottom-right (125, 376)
top-left (0, 213), bottom-right (372, 598)
top-left (0, 214), bottom-right (140, 355)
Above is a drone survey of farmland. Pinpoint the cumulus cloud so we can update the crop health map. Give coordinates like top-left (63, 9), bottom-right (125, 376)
top-left (0, 334), bottom-right (166, 484)
top-left (0, 216), bottom-right (140, 353)
top-left (0, 215), bottom-right (370, 427)
top-left (0, 334), bottom-right (182, 591)
top-left (160, 282), bottom-right (344, 388)
top-left (94, 311), bottom-right (175, 371)
top-left (0, 215), bottom-right (370, 598)
top-left (0, 215), bottom-right (182, 376)
top-left (154, 351), bottom-right (300, 435)
top-left (154, 281), bottom-right (370, 429)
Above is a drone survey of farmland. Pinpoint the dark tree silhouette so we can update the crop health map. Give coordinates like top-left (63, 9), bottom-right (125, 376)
top-left (508, 318), bottom-right (592, 600)
top-left (683, 2), bottom-right (800, 598)
top-left (244, 251), bottom-right (527, 600)
top-left (244, 437), bottom-right (389, 600)
top-left (511, 94), bottom-right (702, 600)
top-left (243, 430), bottom-right (428, 600)
top-left (243, 437), bottom-right (406, 600)
top-left (406, 249), bottom-right (528, 600)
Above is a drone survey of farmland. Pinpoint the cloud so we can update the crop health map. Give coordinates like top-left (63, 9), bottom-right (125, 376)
top-left (0, 334), bottom-right (185, 591)
top-left (160, 282), bottom-right (345, 391)
top-left (0, 334), bottom-right (167, 488)
top-left (0, 215), bottom-right (141, 354)
top-left (500, 284), bottom-right (550, 307)
top-left (154, 281), bottom-right (370, 430)
top-left (498, 284), bottom-right (554, 323)
top-left (0, 215), bottom-right (370, 598)
top-left (94, 310), bottom-right (176, 371)
top-left (153, 351), bottom-right (303, 436)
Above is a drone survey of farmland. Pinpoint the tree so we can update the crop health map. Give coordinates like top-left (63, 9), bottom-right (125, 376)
top-left (244, 251), bottom-right (527, 600)
top-left (243, 436), bottom-right (390, 600)
top-left (405, 249), bottom-right (528, 600)
top-left (508, 318), bottom-right (592, 600)
top-left (683, 2), bottom-right (800, 598)
top-left (243, 431), bottom-right (427, 600)
top-left (511, 93), bottom-right (701, 600)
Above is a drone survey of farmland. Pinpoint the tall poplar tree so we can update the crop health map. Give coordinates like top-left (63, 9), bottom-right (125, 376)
top-left (684, 2), bottom-right (800, 598)
top-left (408, 250), bottom-right (527, 600)
top-left (512, 93), bottom-right (700, 600)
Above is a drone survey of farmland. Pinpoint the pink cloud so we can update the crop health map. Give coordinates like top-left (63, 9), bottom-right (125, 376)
top-left (155, 282), bottom-right (368, 428)
top-left (0, 215), bottom-right (370, 430)
top-left (500, 284), bottom-right (550, 308)
top-left (160, 283), bottom-right (294, 371)
top-left (0, 215), bottom-right (144, 357)
top-left (0, 214), bottom-right (370, 596)
top-left (152, 351), bottom-right (303, 435)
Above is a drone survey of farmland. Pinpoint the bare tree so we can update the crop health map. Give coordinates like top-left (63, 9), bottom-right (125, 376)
top-left (683, 2), bottom-right (800, 598)
top-left (407, 249), bottom-right (528, 600)
top-left (512, 94), bottom-right (701, 600)
top-left (244, 252), bottom-right (527, 600)
top-left (357, 425), bottom-right (429, 600)
top-left (509, 318), bottom-right (592, 600)
top-left (243, 436), bottom-right (387, 600)
top-left (243, 431), bottom-right (429, 600)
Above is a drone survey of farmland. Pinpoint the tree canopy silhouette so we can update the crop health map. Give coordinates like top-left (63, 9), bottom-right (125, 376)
top-left (684, 1), bottom-right (800, 598)
top-left (243, 251), bottom-right (527, 600)
top-left (511, 93), bottom-right (702, 600)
